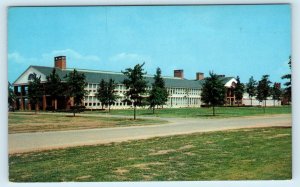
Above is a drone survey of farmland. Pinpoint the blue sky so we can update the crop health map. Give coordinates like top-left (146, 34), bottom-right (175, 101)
top-left (8, 5), bottom-right (291, 85)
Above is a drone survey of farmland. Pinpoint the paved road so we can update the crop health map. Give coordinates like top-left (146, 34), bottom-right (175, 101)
top-left (9, 114), bottom-right (291, 154)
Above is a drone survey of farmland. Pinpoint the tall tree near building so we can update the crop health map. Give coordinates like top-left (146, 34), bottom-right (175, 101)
top-left (97, 79), bottom-right (106, 110)
top-left (256, 75), bottom-right (272, 113)
top-left (246, 76), bottom-right (257, 106)
top-left (27, 73), bottom-right (43, 114)
top-left (45, 68), bottom-right (62, 111)
top-left (281, 56), bottom-right (292, 104)
top-left (233, 76), bottom-right (244, 107)
top-left (201, 72), bottom-right (226, 116)
top-left (184, 88), bottom-right (191, 107)
top-left (271, 83), bottom-right (282, 106)
top-left (148, 68), bottom-right (169, 114)
top-left (122, 63), bottom-right (148, 120)
top-left (96, 79), bottom-right (117, 112)
top-left (8, 82), bottom-right (16, 111)
top-left (65, 69), bottom-right (88, 117)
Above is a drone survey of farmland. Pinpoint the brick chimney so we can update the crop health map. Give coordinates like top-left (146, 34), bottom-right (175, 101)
top-left (174, 70), bottom-right (184, 79)
top-left (196, 72), bottom-right (204, 80)
top-left (54, 56), bottom-right (66, 69)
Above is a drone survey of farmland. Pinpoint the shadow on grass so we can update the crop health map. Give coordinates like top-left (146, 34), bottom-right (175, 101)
top-left (195, 114), bottom-right (217, 117)
top-left (65, 115), bottom-right (83, 118)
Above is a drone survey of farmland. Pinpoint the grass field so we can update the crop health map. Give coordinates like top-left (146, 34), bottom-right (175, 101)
top-left (8, 113), bottom-right (167, 134)
top-left (85, 106), bottom-right (291, 118)
top-left (9, 127), bottom-right (291, 181)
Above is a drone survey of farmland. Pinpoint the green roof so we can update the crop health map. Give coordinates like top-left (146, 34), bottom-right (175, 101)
top-left (22, 66), bottom-right (232, 89)
top-left (23, 66), bottom-right (234, 89)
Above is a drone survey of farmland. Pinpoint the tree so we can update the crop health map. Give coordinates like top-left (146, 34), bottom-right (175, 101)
top-left (201, 72), bottom-right (226, 116)
top-left (65, 69), bottom-right (88, 116)
top-left (8, 82), bottom-right (16, 111)
top-left (234, 76), bottom-right (244, 107)
top-left (147, 68), bottom-right (168, 114)
top-left (122, 63), bottom-right (148, 120)
top-left (184, 88), bottom-right (191, 107)
top-left (271, 83), bottom-right (282, 106)
top-left (96, 79), bottom-right (117, 112)
top-left (281, 56), bottom-right (292, 104)
top-left (245, 76), bottom-right (257, 106)
top-left (97, 79), bottom-right (106, 110)
top-left (256, 75), bottom-right (272, 113)
top-left (27, 73), bottom-right (43, 114)
top-left (45, 68), bottom-right (62, 111)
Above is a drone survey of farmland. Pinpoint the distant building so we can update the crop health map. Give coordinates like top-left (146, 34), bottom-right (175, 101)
top-left (12, 56), bottom-right (279, 111)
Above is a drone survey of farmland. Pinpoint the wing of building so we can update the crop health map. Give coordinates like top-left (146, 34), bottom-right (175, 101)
top-left (12, 56), bottom-right (278, 111)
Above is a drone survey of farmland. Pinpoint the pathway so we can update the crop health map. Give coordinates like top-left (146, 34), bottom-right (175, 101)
top-left (9, 114), bottom-right (291, 154)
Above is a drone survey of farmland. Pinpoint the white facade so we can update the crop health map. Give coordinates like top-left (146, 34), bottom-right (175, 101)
top-left (242, 93), bottom-right (281, 107)
top-left (83, 83), bottom-right (202, 109)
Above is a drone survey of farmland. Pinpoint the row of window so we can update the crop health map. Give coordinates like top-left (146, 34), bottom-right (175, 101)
top-left (84, 96), bottom-right (201, 107)
top-left (85, 84), bottom-right (201, 96)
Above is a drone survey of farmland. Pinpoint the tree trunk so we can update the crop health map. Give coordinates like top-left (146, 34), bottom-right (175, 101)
top-left (250, 97), bottom-right (252, 106)
top-left (134, 105), bottom-right (136, 120)
top-left (54, 98), bottom-right (57, 110)
top-left (273, 99), bottom-right (275, 107)
top-left (35, 103), bottom-right (38, 114)
top-left (263, 100), bottom-right (266, 113)
top-left (109, 105), bottom-right (111, 113)
top-left (213, 105), bottom-right (215, 116)
top-left (73, 111), bottom-right (75, 117)
top-left (152, 106), bottom-right (155, 114)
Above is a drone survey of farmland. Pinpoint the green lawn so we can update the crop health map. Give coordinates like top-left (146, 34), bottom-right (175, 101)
top-left (85, 106), bottom-right (291, 118)
top-left (8, 113), bottom-right (167, 134)
top-left (9, 127), bottom-right (291, 181)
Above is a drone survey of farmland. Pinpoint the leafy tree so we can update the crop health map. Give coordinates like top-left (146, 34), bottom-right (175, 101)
top-left (65, 69), bottom-right (88, 116)
top-left (256, 75), bottom-right (272, 113)
top-left (97, 79), bottom-right (106, 110)
top-left (201, 72), bottom-right (226, 116)
top-left (27, 73), bottom-right (43, 114)
top-left (184, 88), bottom-right (191, 107)
top-left (281, 56), bottom-right (292, 104)
top-left (122, 63), bottom-right (148, 120)
top-left (96, 79), bottom-right (117, 112)
top-left (271, 83), bottom-right (282, 106)
top-left (45, 68), bottom-right (62, 111)
top-left (8, 82), bottom-right (16, 111)
top-left (148, 68), bottom-right (168, 114)
top-left (234, 76), bottom-right (244, 107)
top-left (245, 76), bottom-right (257, 106)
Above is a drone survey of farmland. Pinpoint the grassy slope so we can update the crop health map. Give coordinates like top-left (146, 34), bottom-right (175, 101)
top-left (9, 127), bottom-right (291, 181)
top-left (85, 106), bottom-right (291, 118)
top-left (8, 113), bottom-right (167, 134)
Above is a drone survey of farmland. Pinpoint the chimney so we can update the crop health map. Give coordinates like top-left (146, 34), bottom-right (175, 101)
top-left (54, 56), bottom-right (66, 69)
top-left (174, 69), bottom-right (184, 79)
top-left (196, 72), bottom-right (204, 80)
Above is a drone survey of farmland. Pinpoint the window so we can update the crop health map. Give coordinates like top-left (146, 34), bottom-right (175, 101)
top-left (28, 73), bottom-right (35, 81)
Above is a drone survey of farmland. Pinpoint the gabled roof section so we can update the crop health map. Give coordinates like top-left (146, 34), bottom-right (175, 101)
top-left (13, 66), bottom-right (49, 85)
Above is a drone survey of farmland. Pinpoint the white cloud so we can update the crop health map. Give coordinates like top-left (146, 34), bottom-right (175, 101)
top-left (8, 52), bottom-right (38, 64)
top-left (110, 52), bottom-right (150, 63)
top-left (41, 49), bottom-right (101, 62)
top-left (8, 49), bottom-right (102, 70)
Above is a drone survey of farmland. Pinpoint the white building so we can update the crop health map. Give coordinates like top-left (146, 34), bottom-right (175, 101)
top-left (12, 56), bottom-right (280, 111)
